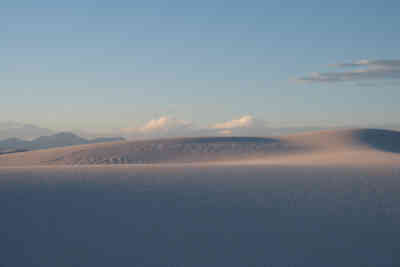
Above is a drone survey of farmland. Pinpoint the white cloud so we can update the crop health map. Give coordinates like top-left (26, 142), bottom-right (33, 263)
top-left (211, 115), bottom-right (274, 136)
top-left (218, 130), bottom-right (233, 135)
top-left (121, 116), bottom-right (193, 139)
top-left (212, 115), bottom-right (255, 129)
top-left (138, 117), bottom-right (191, 133)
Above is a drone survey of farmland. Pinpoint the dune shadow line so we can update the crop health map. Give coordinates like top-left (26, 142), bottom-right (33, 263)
top-left (179, 137), bottom-right (279, 144)
top-left (353, 129), bottom-right (400, 153)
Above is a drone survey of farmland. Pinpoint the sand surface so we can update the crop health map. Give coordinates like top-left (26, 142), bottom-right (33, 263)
top-left (0, 128), bottom-right (400, 167)
top-left (1, 129), bottom-right (400, 266)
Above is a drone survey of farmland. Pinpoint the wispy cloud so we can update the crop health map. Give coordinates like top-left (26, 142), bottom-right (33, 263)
top-left (297, 59), bottom-right (400, 83)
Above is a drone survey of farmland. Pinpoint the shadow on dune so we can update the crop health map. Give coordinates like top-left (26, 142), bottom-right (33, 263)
top-left (353, 129), bottom-right (400, 153)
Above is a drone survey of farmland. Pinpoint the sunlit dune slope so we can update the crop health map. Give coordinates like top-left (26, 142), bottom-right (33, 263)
top-left (0, 128), bottom-right (399, 166)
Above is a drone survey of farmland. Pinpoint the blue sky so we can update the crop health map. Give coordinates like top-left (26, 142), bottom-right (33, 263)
top-left (1, 0), bottom-right (400, 133)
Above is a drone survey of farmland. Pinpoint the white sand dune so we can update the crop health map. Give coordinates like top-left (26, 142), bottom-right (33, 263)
top-left (0, 128), bottom-right (399, 166)
top-left (1, 129), bottom-right (400, 266)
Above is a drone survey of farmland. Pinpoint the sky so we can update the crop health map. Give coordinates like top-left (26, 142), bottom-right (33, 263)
top-left (1, 0), bottom-right (400, 136)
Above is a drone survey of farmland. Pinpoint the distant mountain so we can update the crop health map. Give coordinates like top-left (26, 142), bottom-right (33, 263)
top-left (30, 132), bottom-right (89, 150)
top-left (0, 138), bottom-right (31, 151)
top-left (0, 132), bottom-right (125, 153)
top-left (0, 122), bottom-right (54, 140)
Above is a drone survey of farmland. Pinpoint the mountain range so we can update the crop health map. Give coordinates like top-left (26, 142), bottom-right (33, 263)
top-left (0, 132), bottom-right (124, 154)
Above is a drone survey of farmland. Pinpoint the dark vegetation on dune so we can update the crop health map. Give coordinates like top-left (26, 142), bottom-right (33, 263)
top-left (178, 136), bottom-right (279, 144)
top-left (43, 137), bottom-right (293, 165)
top-left (353, 129), bottom-right (400, 153)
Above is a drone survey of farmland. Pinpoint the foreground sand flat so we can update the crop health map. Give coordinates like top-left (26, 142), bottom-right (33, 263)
top-left (1, 164), bottom-right (400, 266)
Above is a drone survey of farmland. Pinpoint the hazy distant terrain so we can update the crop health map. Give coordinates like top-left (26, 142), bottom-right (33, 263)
top-left (1, 128), bottom-right (400, 266)
top-left (0, 132), bottom-right (124, 154)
